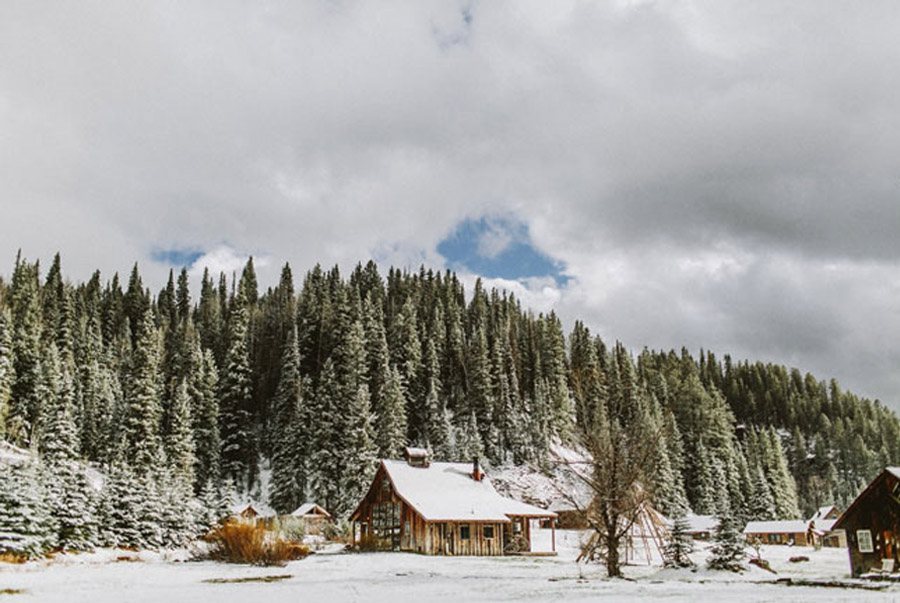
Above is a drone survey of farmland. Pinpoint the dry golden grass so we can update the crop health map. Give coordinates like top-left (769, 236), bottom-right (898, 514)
top-left (0, 553), bottom-right (28, 565)
top-left (355, 533), bottom-right (392, 552)
top-left (207, 520), bottom-right (310, 566)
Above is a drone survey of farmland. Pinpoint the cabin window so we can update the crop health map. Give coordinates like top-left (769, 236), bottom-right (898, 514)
top-left (460, 525), bottom-right (471, 540)
top-left (857, 530), bottom-right (874, 553)
top-left (483, 525), bottom-right (495, 539)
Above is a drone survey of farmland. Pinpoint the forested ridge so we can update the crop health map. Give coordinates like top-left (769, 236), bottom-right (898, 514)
top-left (0, 251), bottom-right (897, 554)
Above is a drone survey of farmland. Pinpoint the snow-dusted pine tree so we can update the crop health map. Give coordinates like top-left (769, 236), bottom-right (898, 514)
top-left (269, 325), bottom-right (305, 514)
top-left (166, 380), bottom-right (196, 489)
top-left (762, 428), bottom-right (801, 519)
top-left (748, 464), bottom-right (776, 520)
top-left (123, 307), bottom-right (163, 469)
top-left (376, 364), bottom-right (407, 458)
top-left (219, 299), bottom-right (254, 491)
top-left (341, 383), bottom-right (378, 514)
top-left (8, 256), bottom-right (43, 446)
top-left (0, 304), bottom-right (13, 439)
top-left (457, 410), bottom-right (484, 461)
top-left (664, 511), bottom-right (695, 568)
top-left (100, 464), bottom-right (145, 548)
top-left (707, 511), bottom-right (746, 572)
top-left (0, 461), bottom-right (54, 558)
top-left (192, 348), bottom-right (220, 490)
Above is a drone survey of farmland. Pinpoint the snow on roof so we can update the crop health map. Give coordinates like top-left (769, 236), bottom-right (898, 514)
top-left (743, 520), bottom-right (809, 534)
top-left (291, 503), bottom-right (332, 518)
top-left (808, 505), bottom-right (837, 521)
top-left (684, 514), bottom-right (718, 533)
top-left (812, 518), bottom-right (838, 533)
top-left (381, 459), bottom-right (556, 522)
top-left (230, 501), bottom-right (275, 517)
top-left (888, 467), bottom-right (900, 480)
top-left (404, 446), bottom-right (429, 457)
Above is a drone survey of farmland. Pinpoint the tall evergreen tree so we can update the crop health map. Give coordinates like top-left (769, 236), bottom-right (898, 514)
top-left (376, 364), bottom-right (408, 458)
top-left (122, 307), bottom-right (163, 469)
top-left (269, 325), bottom-right (306, 514)
top-left (0, 304), bottom-right (13, 439)
top-left (218, 298), bottom-right (255, 491)
top-left (8, 257), bottom-right (43, 445)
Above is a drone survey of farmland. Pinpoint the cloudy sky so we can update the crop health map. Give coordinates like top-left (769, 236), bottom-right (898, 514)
top-left (2, 1), bottom-right (899, 409)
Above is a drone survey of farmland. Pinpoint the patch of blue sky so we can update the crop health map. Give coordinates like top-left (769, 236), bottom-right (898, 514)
top-left (437, 216), bottom-right (568, 285)
top-left (150, 247), bottom-right (204, 267)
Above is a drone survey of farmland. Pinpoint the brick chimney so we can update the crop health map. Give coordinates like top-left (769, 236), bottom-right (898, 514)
top-left (472, 457), bottom-right (483, 481)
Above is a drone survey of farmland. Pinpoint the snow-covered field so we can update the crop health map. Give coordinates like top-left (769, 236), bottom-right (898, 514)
top-left (1, 531), bottom-right (896, 602)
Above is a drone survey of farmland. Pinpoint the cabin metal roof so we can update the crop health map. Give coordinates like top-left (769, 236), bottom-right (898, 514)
top-left (291, 503), bottom-right (332, 518)
top-left (377, 459), bottom-right (556, 523)
top-left (743, 519), bottom-right (809, 534)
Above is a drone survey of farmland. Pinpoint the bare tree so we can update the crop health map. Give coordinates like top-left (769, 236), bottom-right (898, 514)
top-left (554, 398), bottom-right (662, 577)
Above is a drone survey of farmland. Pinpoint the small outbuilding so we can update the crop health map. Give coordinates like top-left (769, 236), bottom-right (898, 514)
top-left (288, 503), bottom-right (334, 535)
top-left (230, 502), bottom-right (276, 526)
top-left (743, 519), bottom-right (810, 546)
top-left (832, 467), bottom-right (900, 577)
top-left (547, 500), bottom-right (588, 529)
top-left (808, 505), bottom-right (846, 548)
top-left (683, 514), bottom-right (718, 541)
top-left (350, 448), bottom-right (556, 556)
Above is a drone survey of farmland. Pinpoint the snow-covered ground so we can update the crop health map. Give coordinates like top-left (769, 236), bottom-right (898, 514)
top-left (1, 531), bottom-right (896, 602)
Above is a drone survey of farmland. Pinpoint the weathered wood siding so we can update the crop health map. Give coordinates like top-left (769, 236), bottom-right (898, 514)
top-left (422, 521), bottom-right (505, 556)
top-left (745, 531), bottom-right (809, 546)
top-left (352, 463), bottom-right (551, 556)
top-left (838, 470), bottom-right (900, 577)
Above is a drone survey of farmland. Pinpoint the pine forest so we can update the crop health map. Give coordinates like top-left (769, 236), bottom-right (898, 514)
top-left (0, 252), bottom-right (897, 555)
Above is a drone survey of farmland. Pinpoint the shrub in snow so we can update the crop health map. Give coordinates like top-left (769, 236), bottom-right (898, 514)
top-left (206, 520), bottom-right (309, 566)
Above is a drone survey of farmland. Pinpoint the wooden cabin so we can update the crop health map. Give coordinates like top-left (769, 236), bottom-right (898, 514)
top-left (546, 500), bottom-right (588, 529)
top-left (350, 449), bottom-right (557, 556)
top-left (288, 502), bottom-right (334, 535)
top-left (833, 467), bottom-right (900, 577)
top-left (683, 514), bottom-right (718, 541)
top-left (808, 505), bottom-right (846, 548)
top-left (743, 520), bottom-right (810, 546)
top-left (230, 502), bottom-right (276, 527)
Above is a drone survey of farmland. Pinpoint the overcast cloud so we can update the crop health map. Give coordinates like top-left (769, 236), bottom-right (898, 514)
top-left (1, 1), bottom-right (898, 408)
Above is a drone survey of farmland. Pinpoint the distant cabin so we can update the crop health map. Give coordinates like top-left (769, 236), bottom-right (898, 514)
top-left (833, 467), bottom-right (900, 577)
top-left (743, 520), bottom-right (810, 546)
top-left (808, 505), bottom-right (846, 548)
top-left (230, 502), bottom-right (275, 526)
top-left (547, 500), bottom-right (588, 530)
top-left (350, 448), bottom-right (557, 556)
top-left (683, 514), bottom-right (718, 541)
top-left (288, 502), bottom-right (334, 535)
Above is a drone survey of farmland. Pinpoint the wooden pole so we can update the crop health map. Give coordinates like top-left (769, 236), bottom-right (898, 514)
top-left (552, 518), bottom-right (556, 553)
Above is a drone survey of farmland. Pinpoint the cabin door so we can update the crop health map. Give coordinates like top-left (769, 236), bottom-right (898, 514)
top-left (885, 531), bottom-right (894, 560)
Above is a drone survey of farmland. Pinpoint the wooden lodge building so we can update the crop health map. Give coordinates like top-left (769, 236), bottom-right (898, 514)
top-left (833, 467), bottom-right (900, 577)
top-left (350, 448), bottom-right (557, 556)
top-left (743, 520), bottom-right (811, 546)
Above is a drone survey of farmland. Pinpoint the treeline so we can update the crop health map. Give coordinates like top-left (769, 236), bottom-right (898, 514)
top-left (0, 252), bottom-right (897, 553)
